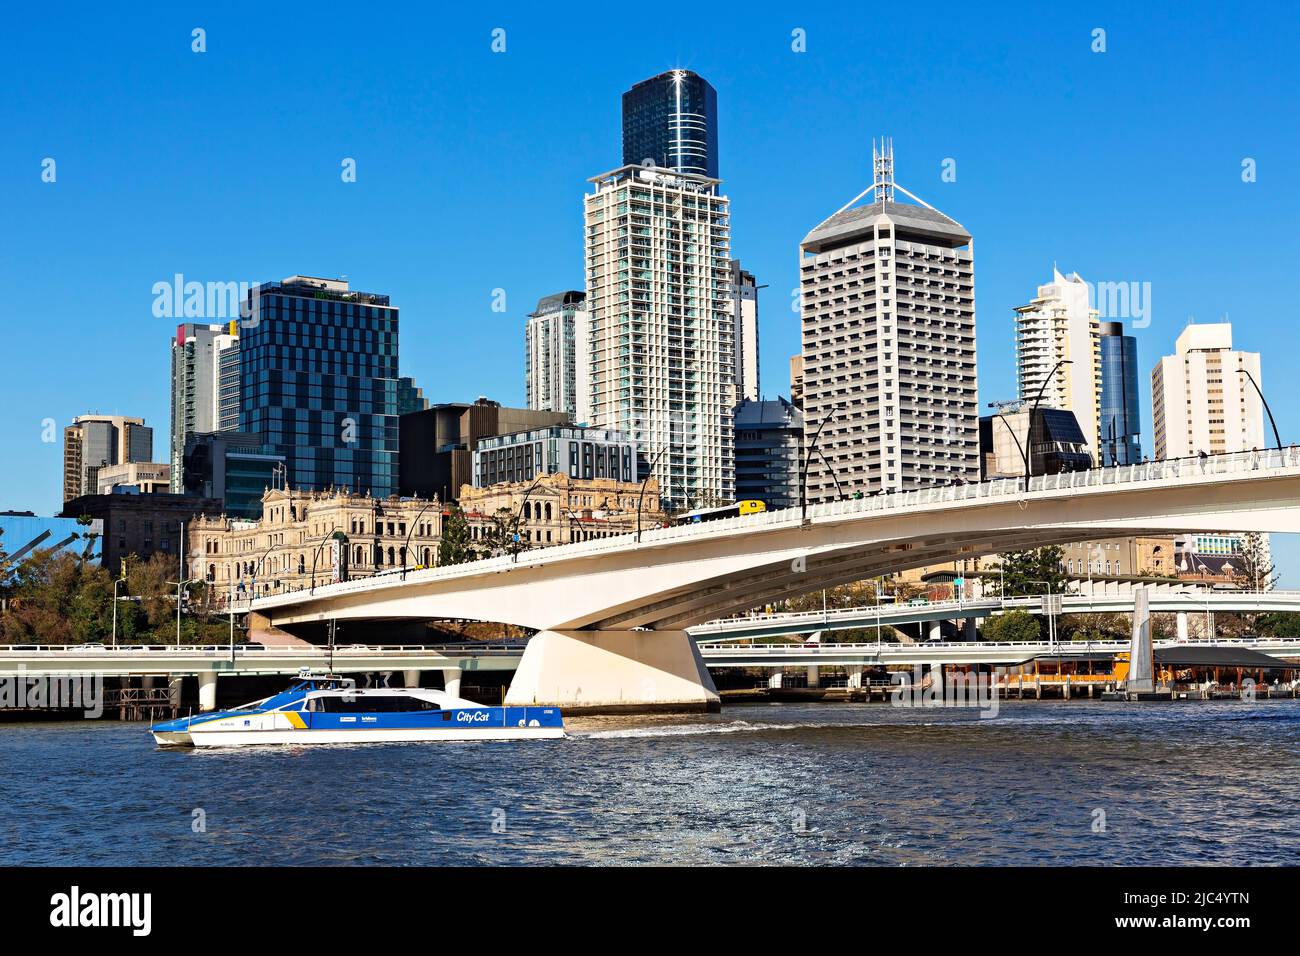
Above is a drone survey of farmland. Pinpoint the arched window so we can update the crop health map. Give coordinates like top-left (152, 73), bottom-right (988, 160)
top-left (298, 555), bottom-right (305, 574)
top-left (207, 564), bottom-right (215, 582)
top-left (545, 503), bottom-right (552, 520)
top-left (398, 546), bottom-right (406, 567)
top-left (423, 548), bottom-right (431, 566)
top-left (387, 546), bottom-right (395, 566)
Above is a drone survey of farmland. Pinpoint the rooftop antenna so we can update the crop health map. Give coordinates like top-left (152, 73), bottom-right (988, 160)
top-left (872, 137), bottom-right (895, 204)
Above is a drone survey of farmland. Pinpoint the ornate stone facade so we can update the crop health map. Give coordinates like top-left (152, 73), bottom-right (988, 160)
top-left (189, 488), bottom-right (442, 601)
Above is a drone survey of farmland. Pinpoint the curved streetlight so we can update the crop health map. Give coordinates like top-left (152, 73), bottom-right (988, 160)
top-left (637, 444), bottom-right (672, 543)
top-left (309, 526), bottom-right (346, 594)
top-left (799, 407), bottom-right (841, 524)
top-left (1235, 368), bottom-right (1281, 450)
top-left (1020, 358), bottom-right (1075, 490)
top-left (988, 403), bottom-right (1032, 493)
top-left (401, 496), bottom-right (439, 580)
top-left (511, 476), bottom-right (549, 563)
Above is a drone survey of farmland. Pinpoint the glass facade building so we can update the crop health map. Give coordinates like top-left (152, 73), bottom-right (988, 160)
top-left (622, 70), bottom-right (719, 180)
top-left (238, 276), bottom-right (399, 498)
top-left (1098, 321), bottom-right (1141, 465)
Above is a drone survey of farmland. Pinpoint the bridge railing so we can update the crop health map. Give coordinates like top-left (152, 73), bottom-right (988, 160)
top-left (252, 447), bottom-right (1300, 607)
top-left (0, 643), bottom-right (525, 655)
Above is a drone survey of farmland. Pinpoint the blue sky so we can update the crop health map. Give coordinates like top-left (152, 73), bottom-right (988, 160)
top-left (3, 1), bottom-right (1298, 581)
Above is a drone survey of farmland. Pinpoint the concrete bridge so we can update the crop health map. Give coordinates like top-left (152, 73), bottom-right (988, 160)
top-left (692, 589), bottom-right (1300, 643)
top-left (247, 449), bottom-right (1300, 712)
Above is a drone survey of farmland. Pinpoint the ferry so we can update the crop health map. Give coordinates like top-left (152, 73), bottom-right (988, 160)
top-left (151, 671), bottom-right (565, 747)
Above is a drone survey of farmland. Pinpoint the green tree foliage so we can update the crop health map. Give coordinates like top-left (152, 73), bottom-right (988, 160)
top-left (476, 507), bottom-right (526, 559)
top-left (1233, 532), bottom-right (1278, 591)
top-left (988, 547), bottom-right (1070, 597)
top-left (1254, 612), bottom-right (1300, 637)
top-left (1059, 612), bottom-right (1130, 642)
top-left (981, 609), bottom-right (1043, 642)
top-left (438, 506), bottom-right (477, 566)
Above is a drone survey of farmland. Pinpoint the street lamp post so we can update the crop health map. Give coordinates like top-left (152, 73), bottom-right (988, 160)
top-left (111, 574), bottom-right (126, 646)
top-left (511, 476), bottom-right (548, 563)
top-left (402, 497), bottom-right (438, 579)
top-left (799, 407), bottom-right (844, 524)
top-left (1236, 368), bottom-right (1282, 451)
top-left (637, 444), bottom-right (671, 543)
top-left (309, 527), bottom-right (344, 594)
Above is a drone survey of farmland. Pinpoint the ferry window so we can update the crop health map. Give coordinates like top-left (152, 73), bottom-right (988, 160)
top-left (317, 695), bottom-right (441, 713)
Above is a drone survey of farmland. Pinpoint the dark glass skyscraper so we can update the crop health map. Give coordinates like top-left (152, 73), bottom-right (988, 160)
top-left (238, 276), bottom-right (399, 498)
top-left (622, 69), bottom-right (719, 179)
top-left (1099, 321), bottom-right (1142, 465)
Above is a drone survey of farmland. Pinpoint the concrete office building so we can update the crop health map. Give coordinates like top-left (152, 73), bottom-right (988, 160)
top-left (399, 398), bottom-right (569, 504)
top-left (1151, 322), bottom-right (1265, 460)
top-left (182, 431), bottom-right (287, 520)
top-left (525, 291), bottom-right (588, 418)
top-left (96, 462), bottom-right (170, 496)
top-left (798, 140), bottom-right (978, 500)
top-left (60, 491), bottom-right (220, 577)
top-left (472, 425), bottom-right (637, 489)
top-left (1013, 267), bottom-right (1102, 455)
top-left (733, 397), bottom-right (804, 510)
top-left (980, 404), bottom-right (1093, 479)
top-left (63, 415), bottom-right (154, 502)
top-left (170, 322), bottom-right (240, 491)
top-left (729, 260), bottom-right (760, 403)
top-left (582, 163), bottom-right (736, 509)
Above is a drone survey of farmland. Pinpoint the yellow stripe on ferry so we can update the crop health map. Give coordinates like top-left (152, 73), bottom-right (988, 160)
top-left (284, 712), bottom-right (307, 730)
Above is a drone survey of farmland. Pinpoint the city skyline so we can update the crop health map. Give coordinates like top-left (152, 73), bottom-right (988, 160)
top-left (3, 3), bottom-right (1298, 579)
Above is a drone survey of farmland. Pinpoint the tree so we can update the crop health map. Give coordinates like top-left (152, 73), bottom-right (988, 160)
top-left (477, 507), bottom-right (526, 559)
top-left (1059, 612), bottom-right (1130, 642)
top-left (1233, 533), bottom-right (1277, 592)
top-left (437, 506), bottom-right (476, 566)
top-left (988, 547), bottom-right (1070, 597)
top-left (981, 609), bottom-right (1043, 642)
top-left (1256, 612), bottom-right (1300, 637)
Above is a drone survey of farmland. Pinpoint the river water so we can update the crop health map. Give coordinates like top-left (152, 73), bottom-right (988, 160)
top-left (2, 700), bottom-right (1296, 866)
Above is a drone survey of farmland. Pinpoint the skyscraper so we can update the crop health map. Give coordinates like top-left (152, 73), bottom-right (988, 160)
top-left (238, 275), bottom-right (399, 498)
top-left (734, 397), bottom-right (803, 509)
top-left (62, 414), bottom-right (154, 501)
top-left (621, 70), bottom-right (719, 180)
top-left (170, 321), bottom-right (239, 491)
top-left (525, 291), bottom-right (588, 418)
top-left (1013, 267), bottom-right (1102, 455)
top-left (1151, 322), bottom-right (1264, 460)
top-left (729, 260), bottom-right (760, 403)
top-left (1098, 321), bottom-right (1141, 465)
top-left (581, 164), bottom-right (735, 509)
top-left (798, 141), bottom-right (978, 500)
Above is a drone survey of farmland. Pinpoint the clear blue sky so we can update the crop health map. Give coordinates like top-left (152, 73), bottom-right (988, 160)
top-left (3, 1), bottom-right (1298, 582)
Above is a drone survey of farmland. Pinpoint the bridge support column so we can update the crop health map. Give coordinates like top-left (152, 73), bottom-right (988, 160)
top-left (846, 666), bottom-right (863, 689)
top-left (768, 670), bottom-right (783, 689)
top-left (197, 671), bottom-right (218, 712)
top-left (928, 621), bottom-right (942, 642)
top-left (806, 666), bottom-right (820, 688)
top-left (441, 667), bottom-right (462, 698)
top-left (403, 669), bottom-right (422, 689)
top-left (505, 629), bottom-right (720, 714)
top-left (964, 618), bottom-right (978, 641)
top-left (1177, 612), bottom-right (1189, 642)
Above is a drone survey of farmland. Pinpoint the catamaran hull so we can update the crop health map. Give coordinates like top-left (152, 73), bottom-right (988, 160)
top-left (153, 725), bottom-right (566, 747)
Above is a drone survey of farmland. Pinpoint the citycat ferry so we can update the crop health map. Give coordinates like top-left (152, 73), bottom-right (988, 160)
top-left (151, 671), bottom-right (565, 747)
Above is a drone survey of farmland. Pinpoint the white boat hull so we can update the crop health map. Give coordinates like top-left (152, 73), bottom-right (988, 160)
top-left (154, 725), bottom-right (566, 747)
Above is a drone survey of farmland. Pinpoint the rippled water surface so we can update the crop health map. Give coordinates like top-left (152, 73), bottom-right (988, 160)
top-left (2, 700), bottom-right (1297, 865)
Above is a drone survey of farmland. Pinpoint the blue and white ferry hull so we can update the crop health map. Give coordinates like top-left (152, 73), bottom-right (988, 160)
top-left (151, 677), bottom-right (564, 747)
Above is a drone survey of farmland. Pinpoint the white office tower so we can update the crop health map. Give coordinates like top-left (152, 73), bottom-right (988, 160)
top-left (170, 321), bottom-right (239, 491)
top-left (798, 140), bottom-right (978, 500)
top-left (582, 164), bottom-right (736, 509)
top-left (1151, 322), bottom-right (1264, 460)
top-left (1014, 268), bottom-right (1102, 454)
top-left (730, 259), bottom-right (760, 402)
top-left (525, 291), bottom-right (588, 418)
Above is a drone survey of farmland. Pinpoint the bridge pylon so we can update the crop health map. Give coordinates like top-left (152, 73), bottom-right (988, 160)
top-left (504, 629), bottom-right (721, 713)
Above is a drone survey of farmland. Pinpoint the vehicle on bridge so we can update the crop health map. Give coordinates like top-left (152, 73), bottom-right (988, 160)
top-left (675, 499), bottom-right (768, 525)
top-left (151, 672), bottom-right (565, 747)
